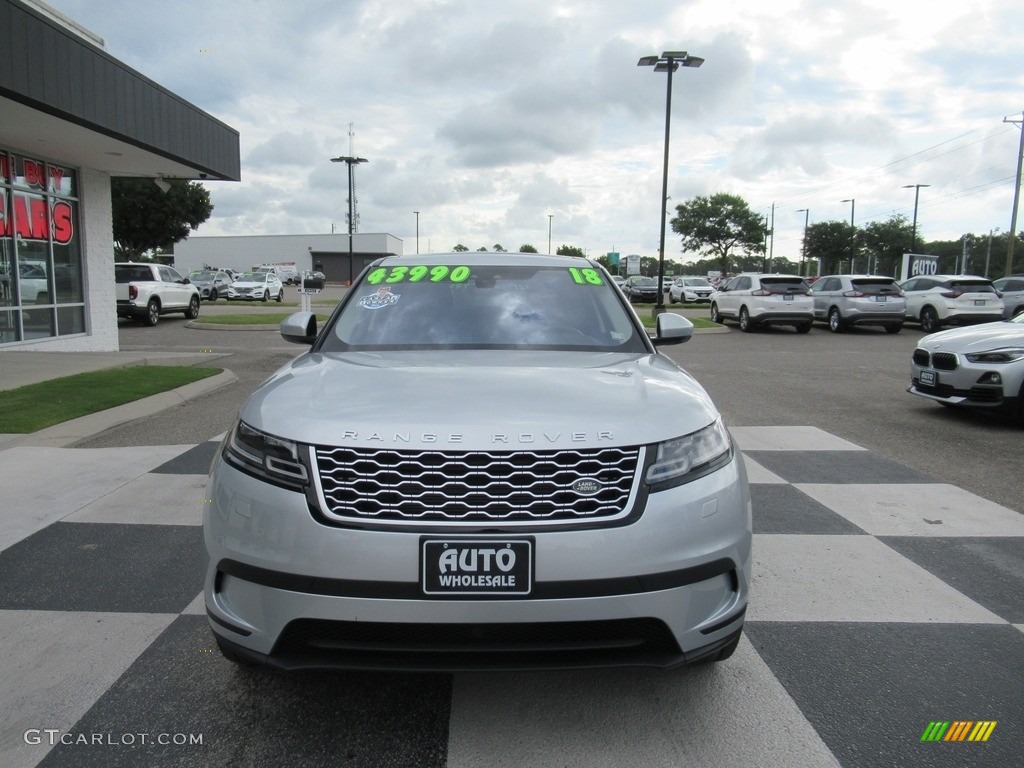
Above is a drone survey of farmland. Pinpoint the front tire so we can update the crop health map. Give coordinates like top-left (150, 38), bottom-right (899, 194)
top-left (276, 289), bottom-right (284, 303)
top-left (185, 295), bottom-right (200, 320)
top-left (143, 299), bottom-right (160, 327)
top-left (739, 306), bottom-right (753, 333)
top-left (796, 322), bottom-right (812, 334)
top-left (261, 290), bottom-right (269, 303)
top-left (885, 323), bottom-right (902, 334)
top-left (209, 288), bottom-right (218, 302)
top-left (710, 303), bottom-right (723, 324)
top-left (920, 306), bottom-right (940, 333)
top-left (828, 307), bottom-right (844, 333)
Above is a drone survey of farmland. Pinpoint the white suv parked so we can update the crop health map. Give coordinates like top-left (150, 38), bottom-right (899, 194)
top-left (669, 277), bottom-right (715, 304)
top-left (710, 273), bottom-right (814, 333)
top-left (898, 275), bottom-right (1004, 333)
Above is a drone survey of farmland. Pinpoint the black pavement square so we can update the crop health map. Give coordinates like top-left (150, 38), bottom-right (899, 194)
top-left (38, 615), bottom-right (453, 768)
top-left (751, 483), bottom-right (867, 534)
top-left (879, 537), bottom-right (1024, 624)
top-left (744, 450), bottom-right (938, 485)
top-left (150, 441), bottom-right (221, 475)
top-left (745, 621), bottom-right (1024, 768)
top-left (0, 522), bottom-right (203, 613)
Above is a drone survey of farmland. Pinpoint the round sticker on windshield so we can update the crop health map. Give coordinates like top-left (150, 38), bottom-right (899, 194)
top-left (358, 287), bottom-right (401, 309)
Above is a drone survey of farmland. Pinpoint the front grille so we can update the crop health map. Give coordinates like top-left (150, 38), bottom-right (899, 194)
top-left (912, 349), bottom-right (930, 366)
top-left (315, 446), bottom-right (640, 524)
top-left (271, 617), bottom-right (683, 670)
top-left (932, 352), bottom-right (958, 370)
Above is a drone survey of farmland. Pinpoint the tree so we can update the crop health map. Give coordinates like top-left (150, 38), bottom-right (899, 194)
top-left (859, 215), bottom-right (913, 276)
top-left (556, 244), bottom-right (586, 258)
top-left (670, 193), bottom-right (766, 275)
top-left (493, 244), bottom-right (507, 252)
top-left (805, 220), bottom-right (856, 275)
top-left (476, 246), bottom-right (488, 252)
top-left (518, 244), bottom-right (538, 253)
top-left (112, 177), bottom-right (213, 260)
top-left (452, 244), bottom-right (469, 252)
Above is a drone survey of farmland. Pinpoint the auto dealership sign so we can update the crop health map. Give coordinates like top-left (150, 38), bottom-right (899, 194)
top-left (899, 253), bottom-right (938, 281)
top-left (0, 154), bottom-right (75, 245)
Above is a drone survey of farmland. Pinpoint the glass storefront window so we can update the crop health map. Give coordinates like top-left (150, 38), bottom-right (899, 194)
top-left (0, 148), bottom-right (82, 345)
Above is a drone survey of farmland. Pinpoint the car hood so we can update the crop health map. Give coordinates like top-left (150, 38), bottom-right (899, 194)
top-left (920, 321), bottom-right (1024, 352)
top-left (241, 350), bottom-right (721, 450)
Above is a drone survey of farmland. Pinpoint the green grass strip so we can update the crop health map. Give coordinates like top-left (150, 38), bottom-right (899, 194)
top-left (0, 366), bottom-right (221, 433)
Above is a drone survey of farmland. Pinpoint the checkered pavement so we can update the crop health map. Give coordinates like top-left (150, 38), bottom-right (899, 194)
top-left (0, 427), bottom-right (1021, 768)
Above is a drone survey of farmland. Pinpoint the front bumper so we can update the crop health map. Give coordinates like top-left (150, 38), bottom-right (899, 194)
top-left (909, 362), bottom-right (1021, 413)
top-left (203, 454), bottom-right (752, 671)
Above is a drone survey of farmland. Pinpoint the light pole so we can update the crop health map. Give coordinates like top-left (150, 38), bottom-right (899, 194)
top-left (331, 155), bottom-right (368, 281)
top-left (796, 209), bottom-right (809, 276)
top-left (840, 199), bottom-right (855, 272)
top-left (1005, 112), bottom-right (1023, 278)
top-left (414, 211), bottom-right (420, 254)
top-left (638, 50), bottom-right (704, 312)
top-left (985, 227), bottom-right (1000, 278)
top-left (902, 184), bottom-right (929, 253)
top-left (547, 214), bottom-right (553, 254)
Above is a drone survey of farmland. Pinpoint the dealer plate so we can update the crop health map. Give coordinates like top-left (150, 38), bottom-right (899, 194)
top-left (421, 539), bottom-right (533, 596)
top-left (920, 370), bottom-right (937, 386)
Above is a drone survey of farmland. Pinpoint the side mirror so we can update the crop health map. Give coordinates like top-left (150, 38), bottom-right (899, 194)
top-left (182, 278), bottom-right (191, 284)
top-left (652, 313), bottom-right (693, 346)
top-left (281, 311), bottom-right (318, 345)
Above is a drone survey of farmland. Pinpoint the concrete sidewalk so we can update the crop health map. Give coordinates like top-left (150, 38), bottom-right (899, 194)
top-left (0, 350), bottom-right (236, 450)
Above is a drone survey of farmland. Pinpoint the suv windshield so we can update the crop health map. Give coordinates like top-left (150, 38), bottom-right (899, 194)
top-left (114, 265), bottom-right (154, 283)
top-left (684, 278), bottom-right (710, 286)
top-left (948, 280), bottom-right (997, 294)
top-left (759, 277), bottom-right (808, 294)
top-left (850, 278), bottom-right (901, 295)
top-left (193, 271), bottom-right (216, 281)
top-left (323, 264), bottom-right (646, 352)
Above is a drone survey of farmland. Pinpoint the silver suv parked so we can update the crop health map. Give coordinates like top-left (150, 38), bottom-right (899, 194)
top-left (203, 253), bottom-right (752, 671)
top-left (710, 273), bottom-right (813, 333)
top-left (899, 275), bottom-right (1004, 333)
top-left (992, 275), bottom-right (1024, 320)
top-left (810, 275), bottom-right (906, 333)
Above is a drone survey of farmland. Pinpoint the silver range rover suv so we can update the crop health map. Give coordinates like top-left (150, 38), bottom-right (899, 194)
top-left (203, 252), bottom-right (752, 671)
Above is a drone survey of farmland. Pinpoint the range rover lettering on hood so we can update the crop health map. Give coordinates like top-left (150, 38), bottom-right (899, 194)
top-left (333, 430), bottom-right (615, 444)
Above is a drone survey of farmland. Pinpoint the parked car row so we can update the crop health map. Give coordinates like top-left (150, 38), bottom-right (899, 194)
top-left (707, 272), bottom-right (1021, 335)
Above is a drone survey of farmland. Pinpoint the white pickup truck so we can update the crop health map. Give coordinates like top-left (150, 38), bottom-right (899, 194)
top-left (115, 263), bottom-right (201, 326)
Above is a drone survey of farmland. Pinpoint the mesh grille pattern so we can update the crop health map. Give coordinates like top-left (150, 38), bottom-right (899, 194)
top-left (912, 349), bottom-right (930, 366)
top-left (931, 352), bottom-right (958, 371)
top-left (315, 445), bottom-right (639, 524)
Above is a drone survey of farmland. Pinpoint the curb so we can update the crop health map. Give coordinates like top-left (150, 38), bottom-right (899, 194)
top-left (0, 368), bottom-right (238, 451)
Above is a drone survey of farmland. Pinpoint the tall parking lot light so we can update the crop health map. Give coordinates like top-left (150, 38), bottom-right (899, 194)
top-left (638, 51), bottom-right (703, 312)
top-left (796, 209), bottom-right (809, 276)
top-left (840, 199), bottom-right (855, 272)
top-left (902, 184), bottom-right (929, 253)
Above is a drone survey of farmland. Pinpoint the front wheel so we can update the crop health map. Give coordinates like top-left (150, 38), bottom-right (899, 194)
top-left (884, 323), bottom-right (902, 334)
top-left (739, 306), bottom-right (753, 333)
top-left (796, 322), bottom-right (812, 334)
top-left (828, 308), bottom-right (844, 333)
top-left (276, 289), bottom-right (283, 303)
top-left (920, 306), bottom-right (940, 333)
top-left (261, 290), bottom-right (269, 303)
top-left (710, 303), bottom-right (723, 324)
top-left (143, 299), bottom-right (160, 327)
top-left (185, 295), bottom-right (200, 319)
top-left (209, 288), bottom-right (218, 302)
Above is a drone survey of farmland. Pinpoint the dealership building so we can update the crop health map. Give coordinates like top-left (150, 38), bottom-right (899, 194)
top-left (0, 0), bottom-right (240, 351)
top-left (171, 232), bottom-right (403, 285)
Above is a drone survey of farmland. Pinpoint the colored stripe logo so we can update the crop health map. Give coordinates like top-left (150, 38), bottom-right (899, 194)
top-left (921, 721), bottom-right (997, 742)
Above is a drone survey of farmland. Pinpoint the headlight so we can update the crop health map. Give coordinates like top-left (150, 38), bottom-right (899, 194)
top-left (646, 419), bottom-right (732, 490)
top-left (964, 348), bottom-right (1024, 364)
top-left (224, 420), bottom-right (309, 489)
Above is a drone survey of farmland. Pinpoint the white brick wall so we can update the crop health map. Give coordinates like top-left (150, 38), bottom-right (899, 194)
top-left (10, 167), bottom-right (119, 351)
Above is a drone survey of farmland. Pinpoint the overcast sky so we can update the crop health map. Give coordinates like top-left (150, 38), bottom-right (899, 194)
top-left (53, 0), bottom-right (1024, 262)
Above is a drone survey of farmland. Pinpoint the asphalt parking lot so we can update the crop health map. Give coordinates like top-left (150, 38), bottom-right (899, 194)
top-left (2, 289), bottom-right (1021, 767)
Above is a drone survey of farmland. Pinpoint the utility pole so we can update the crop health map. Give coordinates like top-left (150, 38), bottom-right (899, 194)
top-left (1004, 112), bottom-right (1023, 278)
top-left (768, 202), bottom-right (775, 273)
